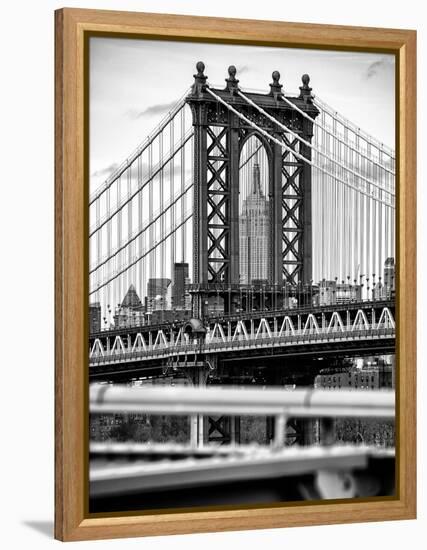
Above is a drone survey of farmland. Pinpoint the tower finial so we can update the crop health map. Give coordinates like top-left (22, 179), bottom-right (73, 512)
top-left (269, 70), bottom-right (283, 99)
top-left (225, 65), bottom-right (240, 94)
top-left (191, 61), bottom-right (208, 96)
top-left (299, 74), bottom-right (313, 103)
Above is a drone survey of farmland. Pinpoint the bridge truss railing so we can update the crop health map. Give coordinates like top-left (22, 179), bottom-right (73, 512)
top-left (89, 302), bottom-right (395, 360)
top-left (89, 326), bottom-right (395, 366)
top-left (203, 297), bottom-right (395, 323)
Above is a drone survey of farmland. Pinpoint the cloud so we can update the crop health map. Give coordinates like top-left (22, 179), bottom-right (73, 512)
top-left (365, 57), bottom-right (394, 79)
top-left (237, 65), bottom-right (249, 75)
top-left (91, 162), bottom-right (119, 178)
top-left (125, 101), bottom-right (177, 120)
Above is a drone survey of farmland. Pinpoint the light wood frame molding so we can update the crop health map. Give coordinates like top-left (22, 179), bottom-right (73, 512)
top-left (55, 7), bottom-right (416, 541)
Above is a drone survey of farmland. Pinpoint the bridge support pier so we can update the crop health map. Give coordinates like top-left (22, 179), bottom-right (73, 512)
top-left (266, 416), bottom-right (316, 446)
top-left (318, 417), bottom-right (336, 446)
top-left (182, 365), bottom-right (211, 448)
top-left (297, 418), bottom-right (317, 445)
top-left (207, 415), bottom-right (241, 446)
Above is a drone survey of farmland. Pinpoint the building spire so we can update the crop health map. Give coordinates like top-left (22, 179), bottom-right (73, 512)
top-left (252, 156), bottom-right (261, 195)
top-left (121, 284), bottom-right (142, 308)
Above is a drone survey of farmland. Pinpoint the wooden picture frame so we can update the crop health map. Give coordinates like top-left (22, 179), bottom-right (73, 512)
top-left (55, 8), bottom-right (416, 541)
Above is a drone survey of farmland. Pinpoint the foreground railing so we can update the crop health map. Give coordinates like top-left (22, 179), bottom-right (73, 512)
top-left (90, 385), bottom-right (394, 442)
top-left (89, 386), bottom-right (395, 508)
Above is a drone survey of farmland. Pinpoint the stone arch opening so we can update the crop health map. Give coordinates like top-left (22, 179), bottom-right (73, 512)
top-left (238, 135), bottom-right (272, 285)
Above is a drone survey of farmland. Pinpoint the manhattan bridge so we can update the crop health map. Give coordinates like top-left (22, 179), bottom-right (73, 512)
top-left (88, 62), bottom-right (395, 454)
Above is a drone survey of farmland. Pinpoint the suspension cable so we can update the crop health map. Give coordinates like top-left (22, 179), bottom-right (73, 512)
top-left (239, 142), bottom-right (263, 170)
top-left (89, 90), bottom-right (190, 206)
top-left (238, 90), bottom-right (394, 199)
top-left (313, 96), bottom-right (394, 158)
top-left (90, 213), bottom-right (192, 295)
top-left (89, 129), bottom-right (194, 237)
top-left (205, 88), bottom-right (394, 209)
top-left (279, 94), bottom-right (395, 175)
top-left (90, 183), bottom-right (193, 274)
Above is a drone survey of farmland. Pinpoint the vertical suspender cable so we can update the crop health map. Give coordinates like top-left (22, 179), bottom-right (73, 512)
top-left (137, 153), bottom-right (143, 302)
top-left (347, 141), bottom-right (352, 281)
top-left (313, 120), bottom-right (318, 281)
top-left (378, 158), bottom-right (383, 281)
top-left (96, 197), bottom-right (101, 305)
top-left (366, 154), bottom-right (371, 290)
top-left (170, 114), bottom-right (175, 293)
top-left (116, 177), bottom-right (121, 314)
top-left (127, 164), bottom-right (132, 294)
top-left (333, 120), bottom-right (338, 282)
top-left (181, 107), bottom-right (186, 263)
top-left (159, 128), bottom-right (165, 296)
top-left (149, 142), bottom-right (154, 283)
top-left (370, 143), bottom-right (376, 283)
top-left (352, 141), bottom-right (358, 283)
top-left (323, 130), bottom-right (331, 278)
top-left (189, 119), bottom-right (193, 273)
top-left (106, 187), bottom-right (111, 324)
top-left (321, 121), bottom-right (325, 279)
top-left (391, 156), bottom-right (395, 259)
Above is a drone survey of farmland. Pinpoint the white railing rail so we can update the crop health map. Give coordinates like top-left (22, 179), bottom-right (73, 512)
top-left (90, 385), bottom-right (394, 419)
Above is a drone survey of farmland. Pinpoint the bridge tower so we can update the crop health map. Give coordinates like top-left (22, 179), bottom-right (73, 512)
top-left (186, 63), bottom-right (319, 318)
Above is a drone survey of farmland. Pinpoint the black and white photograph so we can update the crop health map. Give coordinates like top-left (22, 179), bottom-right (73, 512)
top-left (87, 36), bottom-right (396, 514)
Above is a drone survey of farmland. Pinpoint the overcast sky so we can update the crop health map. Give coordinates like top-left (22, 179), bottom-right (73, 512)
top-left (90, 37), bottom-right (395, 192)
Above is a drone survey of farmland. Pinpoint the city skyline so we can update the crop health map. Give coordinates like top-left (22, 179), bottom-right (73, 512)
top-left (89, 42), bottom-right (395, 326)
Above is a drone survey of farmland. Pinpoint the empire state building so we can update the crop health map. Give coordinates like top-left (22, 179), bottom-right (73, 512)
top-left (239, 159), bottom-right (271, 284)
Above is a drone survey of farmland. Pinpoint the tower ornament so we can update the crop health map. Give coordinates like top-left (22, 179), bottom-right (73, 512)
top-left (299, 74), bottom-right (313, 103)
top-left (225, 65), bottom-right (240, 94)
top-left (192, 61), bottom-right (208, 97)
top-left (269, 70), bottom-right (283, 99)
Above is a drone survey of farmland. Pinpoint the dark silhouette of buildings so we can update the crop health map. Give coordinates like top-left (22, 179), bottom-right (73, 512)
top-left (89, 302), bottom-right (101, 333)
top-left (314, 357), bottom-right (394, 390)
top-left (172, 263), bottom-right (189, 310)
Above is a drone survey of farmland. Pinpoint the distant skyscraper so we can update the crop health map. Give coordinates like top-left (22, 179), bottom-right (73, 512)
top-left (89, 302), bottom-right (101, 333)
top-left (335, 283), bottom-right (362, 304)
top-left (113, 284), bottom-right (145, 328)
top-left (373, 281), bottom-right (385, 300)
top-left (146, 278), bottom-right (171, 312)
top-left (384, 257), bottom-right (395, 296)
top-left (239, 160), bottom-right (270, 284)
top-left (184, 277), bottom-right (192, 310)
top-left (172, 263), bottom-right (189, 310)
top-left (314, 280), bottom-right (362, 306)
top-left (317, 280), bottom-right (337, 306)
